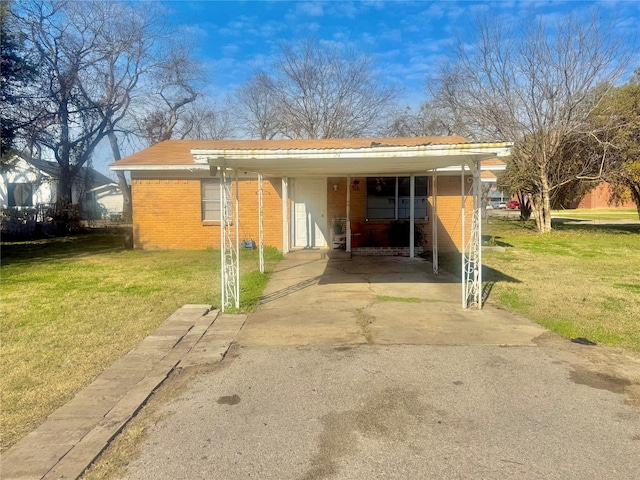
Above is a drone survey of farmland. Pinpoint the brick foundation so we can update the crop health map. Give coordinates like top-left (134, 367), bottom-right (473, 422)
top-left (351, 246), bottom-right (425, 256)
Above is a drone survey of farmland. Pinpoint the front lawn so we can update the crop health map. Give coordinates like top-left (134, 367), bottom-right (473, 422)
top-left (0, 232), bottom-right (281, 451)
top-left (479, 218), bottom-right (640, 351)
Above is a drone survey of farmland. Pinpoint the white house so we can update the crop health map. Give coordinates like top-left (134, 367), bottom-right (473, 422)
top-left (0, 154), bottom-right (122, 219)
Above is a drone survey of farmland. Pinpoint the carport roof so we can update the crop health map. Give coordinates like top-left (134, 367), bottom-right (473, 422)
top-left (110, 136), bottom-right (512, 176)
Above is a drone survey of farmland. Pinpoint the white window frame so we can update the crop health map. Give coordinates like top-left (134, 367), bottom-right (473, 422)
top-left (201, 179), bottom-right (221, 222)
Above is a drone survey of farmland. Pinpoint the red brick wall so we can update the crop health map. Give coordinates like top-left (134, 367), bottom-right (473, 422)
top-left (132, 173), bottom-right (471, 252)
top-left (131, 176), bottom-right (283, 250)
top-left (576, 182), bottom-right (635, 209)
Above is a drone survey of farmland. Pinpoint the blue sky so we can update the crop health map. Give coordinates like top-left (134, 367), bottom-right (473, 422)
top-left (94, 0), bottom-right (639, 175)
top-left (162, 0), bottom-right (640, 108)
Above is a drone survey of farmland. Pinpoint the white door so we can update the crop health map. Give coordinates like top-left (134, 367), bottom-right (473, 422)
top-left (292, 178), bottom-right (327, 248)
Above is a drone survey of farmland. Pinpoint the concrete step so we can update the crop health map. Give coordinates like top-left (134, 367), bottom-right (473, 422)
top-left (284, 248), bottom-right (330, 260)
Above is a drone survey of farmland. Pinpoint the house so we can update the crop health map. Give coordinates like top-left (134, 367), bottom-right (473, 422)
top-left (0, 154), bottom-right (122, 220)
top-left (110, 137), bottom-right (511, 309)
top-left (109, 136), bottom-right (509, 252)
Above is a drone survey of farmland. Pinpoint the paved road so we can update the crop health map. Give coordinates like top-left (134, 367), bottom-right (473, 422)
top-left (121, 343), bottom-right (639, 480)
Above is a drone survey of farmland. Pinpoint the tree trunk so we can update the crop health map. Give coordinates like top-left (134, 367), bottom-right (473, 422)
top-left (107, 131), bottom-right (133, 223)
top-left (55, 165), bottom-right (73, 234)
top-left (629, 182), bottom-right (640, 220)
top-left (539, 176), bottom-right (553, 233)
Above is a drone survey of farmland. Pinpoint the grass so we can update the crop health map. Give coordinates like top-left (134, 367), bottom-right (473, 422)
top-left (552, 208), bottom-right (638, 221)
top-left (375, 295), bottom-right (423, 303)
top-left (0, 232), bottom-right (282, 451)
top-left (475, 217), bottom-right (640, 351)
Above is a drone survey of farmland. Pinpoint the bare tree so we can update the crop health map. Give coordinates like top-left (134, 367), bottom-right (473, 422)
top-left (12, 0), bottom-right (160, 223)
top-left (232, 71), bottom-right (281, 140)
top-left (235, 38), bottom-right (399, 140)
top-left (136, 42), bottom-right (203, 145)
top-left (180, 99), bottom-right (234, 140)
top-left (384, 103), bottom-right (456, 137)
top-left (429, 11), bottom-right (631, 232)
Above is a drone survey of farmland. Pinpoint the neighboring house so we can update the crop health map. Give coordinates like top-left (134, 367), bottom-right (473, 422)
top-left (110, 137), bottom-right (510, 254)
top-left (0, 154), bottom-right (122, 219)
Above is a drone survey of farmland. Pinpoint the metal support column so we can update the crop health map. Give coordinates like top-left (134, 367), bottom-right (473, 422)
top-left (461, 167), bottom-right (466, 308)
top-left (410, 174), bottom-right (415, 258)
top-left (462, 161), bottom-right (482, 309)
top-left (220, 167), bottom-right (240, 311)
top-left (346, 175), bottom-right (351, 252)
top-left (432, 173), bottom-right (438, 274)
top-left (282, 177), bottom-right (289, 253)
top-left (258, 173), bottom-right (264, 273)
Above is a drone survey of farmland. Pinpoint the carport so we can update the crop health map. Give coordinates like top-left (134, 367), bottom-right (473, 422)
top-left (192, 139), bottom-right (511, 312)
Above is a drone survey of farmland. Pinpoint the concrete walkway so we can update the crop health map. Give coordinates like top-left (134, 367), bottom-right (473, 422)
top-left (1, 306), bottom-right (247, 480)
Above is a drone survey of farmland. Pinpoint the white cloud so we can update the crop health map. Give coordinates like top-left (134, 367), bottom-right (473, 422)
top-left (295, 1), bottom-right (325, 17)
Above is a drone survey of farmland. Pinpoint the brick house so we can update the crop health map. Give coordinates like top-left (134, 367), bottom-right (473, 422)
top-left (111, 136), bottom-right (511, 309)
top-left (110, 136), bottom-right (509, 252)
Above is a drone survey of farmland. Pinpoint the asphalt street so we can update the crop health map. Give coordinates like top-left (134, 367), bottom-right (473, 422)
top-left (121, 343), bottom-right (640, 480)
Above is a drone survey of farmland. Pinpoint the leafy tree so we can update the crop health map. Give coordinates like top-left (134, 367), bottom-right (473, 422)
top-left (0, 0), bottom-right (33, 161)
top-left (585, 69), bottom-right (640, 217)
top-left (429, 11), bottom-right (631, 232)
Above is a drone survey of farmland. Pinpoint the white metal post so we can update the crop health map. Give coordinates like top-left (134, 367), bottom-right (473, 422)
top-left (220, 167), bottom-right (239, 312)
top-left (432, 173), bottom-right (438, 274)
top-left (282, 177), bottom-right (289, 253)
top-left (258, 173), bottom-right (264, 273)
top-left (346, 175), bottom-right (351, 252)
top-left (220, 166), bottom-right (226, 311)
top-left (461, 166), bottom-right (466, 308)
top-left (410, 174), bottom-right (415, 258)
top-left (474, 160), bottom-right (482, 308)
top-left (234, 170), bottom-right (240, 309)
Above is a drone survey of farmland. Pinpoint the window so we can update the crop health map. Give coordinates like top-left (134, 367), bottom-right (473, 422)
top-left (8, 183), bottom-right (33, 207)
top-left (366, 176), bottom-right (428, 220)
top-left (201, 179), bottom-right (221, 221)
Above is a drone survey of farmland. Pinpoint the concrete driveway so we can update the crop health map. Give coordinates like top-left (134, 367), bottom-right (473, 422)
top-left (119, 254), bottom-right (640, 480)
top-left (238, 253), bottom-right (546, 347)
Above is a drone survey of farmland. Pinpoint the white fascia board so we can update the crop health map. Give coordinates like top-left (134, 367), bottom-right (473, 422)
top-left (109, 164), bottom-right (210, 172)
top-left (192, 143), bottom-right (512, 163)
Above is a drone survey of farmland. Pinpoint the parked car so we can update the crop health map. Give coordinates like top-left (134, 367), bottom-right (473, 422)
top-left (497, 202), bottom-right (507, 209)
top-left (507, 200), bottom-right (520, 209)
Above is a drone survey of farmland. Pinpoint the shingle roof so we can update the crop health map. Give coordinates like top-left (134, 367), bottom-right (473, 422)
top-left (110, 136), bottom-right (471, 167)
top-left (17, 155), bottom-right (114, 187)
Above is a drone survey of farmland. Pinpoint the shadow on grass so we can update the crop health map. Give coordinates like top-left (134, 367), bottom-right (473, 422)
top-left (551, 222), bottom-right (640, 234)
top-left (435, 252), bottom-right (521, 304)
top-left (482, 265), bottom-right (522, 304)
top-left (482, 235), bottom-right (513, 248)
top-left (0, 232), bottom-right (127, 266)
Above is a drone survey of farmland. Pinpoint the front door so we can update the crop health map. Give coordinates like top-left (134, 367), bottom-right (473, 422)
top-left (292, 178), bottom-right (327, 248)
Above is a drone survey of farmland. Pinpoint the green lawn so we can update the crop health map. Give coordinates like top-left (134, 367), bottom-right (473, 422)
top-left (479, 218), bottom-right (640, 351)
top-left (0, 232), bottom-right (281, 451)
top-left (552, 208), bottom-right (638, 221)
